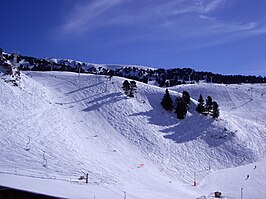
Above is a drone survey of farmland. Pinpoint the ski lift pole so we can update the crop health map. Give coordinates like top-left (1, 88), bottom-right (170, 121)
top-left (123, 191), bottom-right (127, 199)
top-left (250, 87), bottom-right (254, 100)
top-left (85, 173), bottom-right (88, 183)
top-left (78, 66), bottom-right (81, 81)
top-left (80, 171), bottom-right (88, 183)
top-left (104, 76), bottom-right (108, 92)
top-left (193, 171), bottom-right (197, 186)
top-left (241, 187), bottom-right (243, 199)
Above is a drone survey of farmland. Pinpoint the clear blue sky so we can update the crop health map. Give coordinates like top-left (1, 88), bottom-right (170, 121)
top-left (1, 0), bottom-right (266, 76)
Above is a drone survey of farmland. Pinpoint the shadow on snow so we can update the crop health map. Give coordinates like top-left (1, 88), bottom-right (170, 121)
top-left (82, 92), bottom-right (126, 112)
top-left (131, 91), bottom-right (231, 147)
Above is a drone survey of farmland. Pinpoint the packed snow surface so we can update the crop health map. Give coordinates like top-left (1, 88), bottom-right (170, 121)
top-left (0, 71), bottom-right (266, 198)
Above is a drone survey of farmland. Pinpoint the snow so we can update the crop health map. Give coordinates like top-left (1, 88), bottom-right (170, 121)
top-left (0, 173), bottom-right (120, 199)
top-left (197, 157), bottom-right (266, 199)
top-left (0, 71), bottom-right (266, 198)
top-left (45, 58), bottom-right (156, 71)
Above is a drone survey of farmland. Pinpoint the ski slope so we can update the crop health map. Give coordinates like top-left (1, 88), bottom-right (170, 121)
top-left (0, 71), bottom-right (266, 198)
top-left (172, 83), bottom-right (266, 198)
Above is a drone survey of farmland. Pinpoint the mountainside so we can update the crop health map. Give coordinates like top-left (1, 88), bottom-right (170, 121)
top-left (2, 51), bottom-right (266, 86)
top-left (1, 70), bottom-right (266, 198)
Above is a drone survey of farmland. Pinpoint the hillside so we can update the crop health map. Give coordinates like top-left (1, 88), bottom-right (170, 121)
top-left (0, 71), bottom-right (266, 198)
top-left (2, 51), bottom-right (266, 85)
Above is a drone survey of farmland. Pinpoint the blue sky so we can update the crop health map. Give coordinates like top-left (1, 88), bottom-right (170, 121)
top-left (1, 0), bottom-right (266, 76)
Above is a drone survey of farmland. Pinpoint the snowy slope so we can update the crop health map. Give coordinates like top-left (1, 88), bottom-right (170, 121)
top-left (197, 156), bottom-right (266, 199)
top-left (0, 72), bottom-right (194, 198)
top-left (172, 83), bottom-right (266, 164)
top-left (171, 83), bottom-right (266, 198)
top-left (0, 72), bottom-right (266, 198)
top-left (172, 83), bottom-right (266, 125)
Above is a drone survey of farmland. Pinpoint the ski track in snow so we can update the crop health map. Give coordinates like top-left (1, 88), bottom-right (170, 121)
top-left (0, 71), bottom-right (266, 199)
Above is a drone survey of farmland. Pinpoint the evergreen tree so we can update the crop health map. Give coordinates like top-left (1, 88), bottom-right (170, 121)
top-left (122, 80), bottom-right (130, 96)
top-left (212, 101), bottom-right (219, 118)
top-left (175, 97), bottom-right (187, 119)
top-left (182, 91), bottom-right (190, 108)
top-left (128, 81), bottom-right (137, 97)
top-left (161, 89), bottom-right (173, 112)
top-left (205, 96), bottom-right (213, 113)
top-left (196, 94), bottom-right (205, 113)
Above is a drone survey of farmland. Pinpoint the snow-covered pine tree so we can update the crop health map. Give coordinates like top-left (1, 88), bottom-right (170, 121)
top-left (212, 101), bottom-right (219, 118)
top-left (128, 80), bottom-right (137, 98)
top-left (161, 89), bottom-right (173, 112)
top-left (205, 96), bottom-right (213, 113)
top-left (122, 80), bottom-right (130, 96)
top-left (196, 94), bottom-right (205, 113)
top-left (175, 97), bottom-right (187, 119)
top-left (182, 91), bottom-right (190, 108)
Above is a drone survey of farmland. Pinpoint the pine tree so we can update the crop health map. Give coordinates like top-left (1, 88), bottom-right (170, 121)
top-left (205, 96), bottom-right (213, 113)
top-left (212, 101), bottom-right (219, 118)
top-left (122, 80), bottom-right (130, 96)
top-left (161, 89), bottom-right (173, 112)
top-left (175, 97), bottom-right (187, 119)
top-left (182, 91), bottom-right (190, 108)
top-left (128, 81), bottom-right (137, 97)
top-left (196, 94), bottom-right (205, 113)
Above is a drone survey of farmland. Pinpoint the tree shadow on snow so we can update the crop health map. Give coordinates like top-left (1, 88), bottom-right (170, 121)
top-left (82, 92), bottom-right (126, 112)
top-left (130, 91), bottom-right (179, 126)
top-left (163, 114), bottom-right (233, 147)
top-left (59, 93), bottom-right (102, 105)
top-left (164, 114), bottom-right (210, 140)
top-left (66, 82), bottom-right (104, 95)
top-left (131, 91), bottom-right (231, 146)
